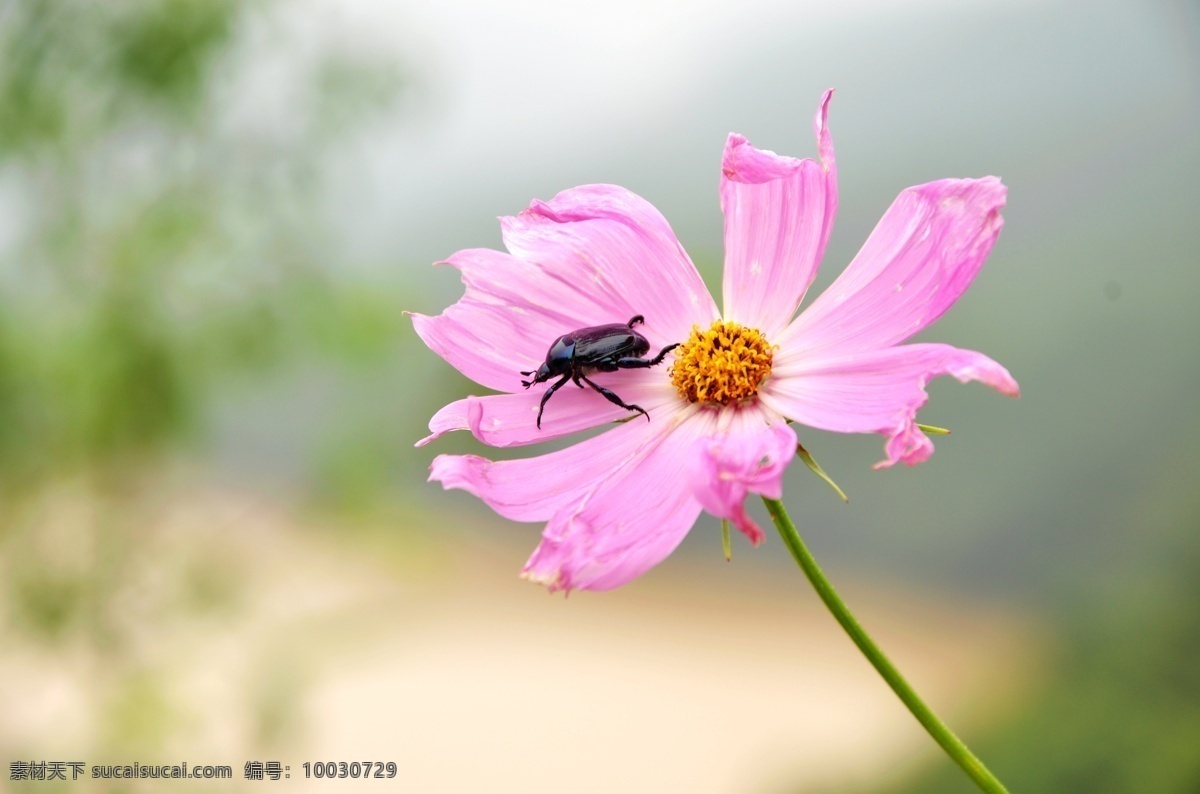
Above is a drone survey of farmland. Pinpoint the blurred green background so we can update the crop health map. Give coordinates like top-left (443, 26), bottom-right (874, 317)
top-left (1, 1), bottom-right (1198, 792)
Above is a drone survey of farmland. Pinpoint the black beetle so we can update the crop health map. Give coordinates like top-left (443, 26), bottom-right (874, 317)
top-left (520, 315), bottom-right (680, 429)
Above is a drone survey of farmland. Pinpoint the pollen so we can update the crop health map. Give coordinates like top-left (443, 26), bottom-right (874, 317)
top-left (669, 319), bottom-right (773, 405)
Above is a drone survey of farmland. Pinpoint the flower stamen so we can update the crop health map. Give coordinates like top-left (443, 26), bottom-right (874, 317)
top-left (669, 319), bottom-right (773, 405)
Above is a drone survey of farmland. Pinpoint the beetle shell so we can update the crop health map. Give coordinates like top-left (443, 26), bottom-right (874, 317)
top-left (529, 323), bottom-right (651, 383)
top-left (554, 323), bottom-right (649, 363)
top-left (520, 315), bottom-right (679, 429)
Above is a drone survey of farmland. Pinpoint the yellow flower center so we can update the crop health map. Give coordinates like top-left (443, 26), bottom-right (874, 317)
top-left (669, 319), bottom-right (773, 405)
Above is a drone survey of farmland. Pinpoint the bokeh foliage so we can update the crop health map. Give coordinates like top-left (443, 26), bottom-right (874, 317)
top-left (0, 0), bottom-right (407, 769)
top-left (0, 0), bottom-right (403, 490)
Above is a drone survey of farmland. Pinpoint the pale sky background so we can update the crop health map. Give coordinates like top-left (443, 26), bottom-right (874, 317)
top-left (304, 0), bottom-right (1196, 273)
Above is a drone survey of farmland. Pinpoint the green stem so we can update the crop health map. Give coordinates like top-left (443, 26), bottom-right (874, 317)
top-left (761, 497), bottom-right (1009, 794)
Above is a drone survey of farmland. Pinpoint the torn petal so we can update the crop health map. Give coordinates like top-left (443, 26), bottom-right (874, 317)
top-left (412, 182), bottom-right (719, 394)
top-left (519, 407), bottom-right (710, 592)
top-left (502, 184), bottom-right (718, 346)
top-left (409, 246), bottom-right (628, 393)
top-left (759, 342), bottom-right (1018, 468)
top-left (688, 411), bottom-right (797, 544)
top-left (778, 177), bottom-right (1006, 357)
top-left (720, 90), bottom-right (837, 338)
top-left (428, 412), bottom-right (675, 523)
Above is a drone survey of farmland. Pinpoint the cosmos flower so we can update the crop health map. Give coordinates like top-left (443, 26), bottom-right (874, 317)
top-left (411, 90), bottom-right (1018, 593)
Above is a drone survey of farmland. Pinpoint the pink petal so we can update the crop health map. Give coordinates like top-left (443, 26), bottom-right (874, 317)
top-left (502, 184), bottom-right (719, 346)
top-left (417, 371), bottom-right (680, 448)
top-left (776, 177), bottom-right (1007, 357)
top-left (409, 247), bottom-right (612, 393)
top-left (521, 408), bottom-right (714, 592)
top-left (688, 410), bottom-right (797, 545)
top-left (430, 403), bottom-right (699, 520)
top-left (758, 342), bottom-right (1019, 468)
top-left (431, 406), bottom-right (712, 593)
top-left (411, 183), bottom-right (717, 393)
top-left (721, 89), bottom-right (837, 338)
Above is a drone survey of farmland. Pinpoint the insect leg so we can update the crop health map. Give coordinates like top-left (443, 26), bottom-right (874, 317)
top-left (536, 374), bottom-right (571, 429)
top-left (626, 315), bottom-right (645, 328)
top-left (614, 342), bottom-right (680, 369)
top-left (578, 375), bottom-right (649, 422)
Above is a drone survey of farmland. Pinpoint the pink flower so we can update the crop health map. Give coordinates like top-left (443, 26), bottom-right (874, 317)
top-left (411, 90), bottom-right (1018, 593)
